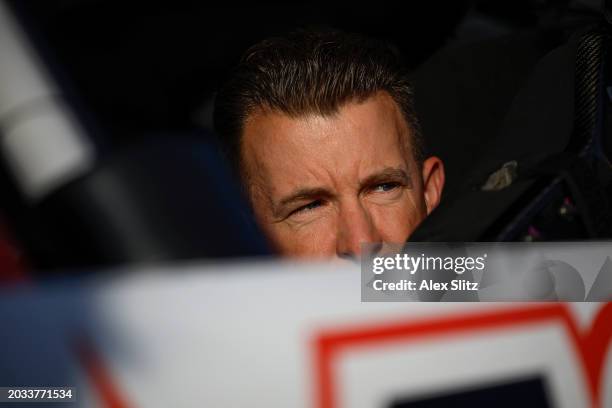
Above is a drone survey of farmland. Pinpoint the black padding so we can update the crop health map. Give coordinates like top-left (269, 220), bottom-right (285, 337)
top-left (463, 34), bottom-right (577, 188)
top-left (410, 29), bottom-right (587, 241)
top-left (412, 29), bottom-right (567, 199)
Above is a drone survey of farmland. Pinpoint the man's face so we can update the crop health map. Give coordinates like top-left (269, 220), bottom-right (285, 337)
top-left (241, 92), bottom-right (444, 259)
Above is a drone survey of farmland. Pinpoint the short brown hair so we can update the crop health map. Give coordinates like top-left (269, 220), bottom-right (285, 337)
top-left (213, 28), bottom-right (424, 174)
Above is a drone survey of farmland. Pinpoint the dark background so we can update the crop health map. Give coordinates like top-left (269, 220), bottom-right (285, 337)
top-left (0, 0), bottom-right (607, 272)
top-left (8, 1), bottom-right (601, 149)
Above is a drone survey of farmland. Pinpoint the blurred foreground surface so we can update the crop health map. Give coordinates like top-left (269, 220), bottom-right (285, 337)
top-left (0, 260), bottom-right (610, 408)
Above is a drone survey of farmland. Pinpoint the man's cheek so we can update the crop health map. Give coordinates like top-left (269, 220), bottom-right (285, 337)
top-left (268, 221), bottom-right (337, 257)
top-left (369, 199), bottom-right (425, 242)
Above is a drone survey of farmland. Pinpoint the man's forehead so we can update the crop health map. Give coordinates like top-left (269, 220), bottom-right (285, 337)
top-left (240, 93), bottom-right (415, 194)
top-left (243, 94), bottom-right (411, 154)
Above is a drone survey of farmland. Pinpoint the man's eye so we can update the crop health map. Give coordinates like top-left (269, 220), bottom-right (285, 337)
top-left (373, 182), bottom-right (400, 193)
top-left (291, 200), bottom-right (323, 216)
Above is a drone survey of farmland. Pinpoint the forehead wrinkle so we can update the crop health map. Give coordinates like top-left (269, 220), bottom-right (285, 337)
top-left (241, 93), bottom-right (416, 209)
top-left (258, 148), bottom-right (336, 213)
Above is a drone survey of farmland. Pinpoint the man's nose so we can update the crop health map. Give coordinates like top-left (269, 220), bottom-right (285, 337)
top-left (336, 201), bottom-right (382, 260)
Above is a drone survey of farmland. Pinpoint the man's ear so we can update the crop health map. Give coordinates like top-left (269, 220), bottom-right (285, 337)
top-left (421, 156), bottom-right (445, 215)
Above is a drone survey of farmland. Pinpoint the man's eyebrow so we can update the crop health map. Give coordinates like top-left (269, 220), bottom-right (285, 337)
top-left (273, 187), bottom-right (333, 216)
top-left (360, 167), bottom-right (413, 189)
